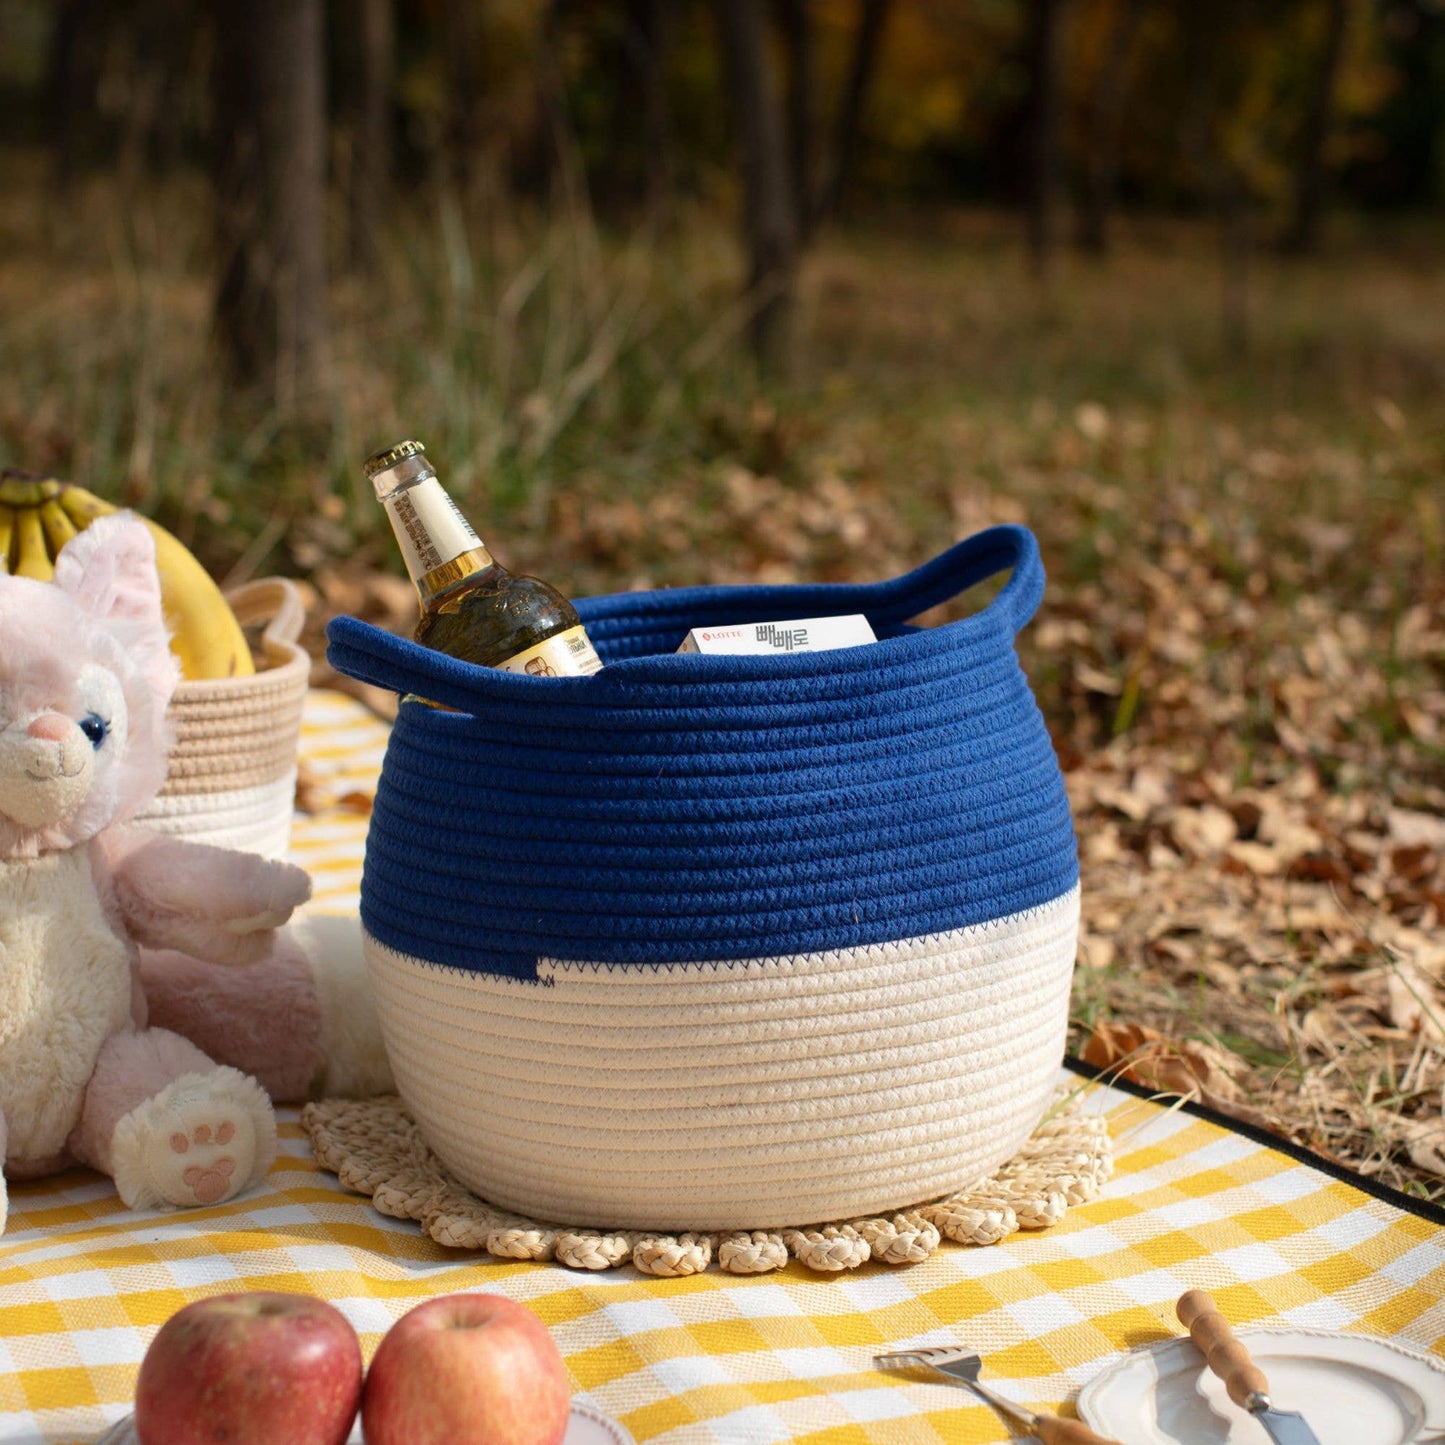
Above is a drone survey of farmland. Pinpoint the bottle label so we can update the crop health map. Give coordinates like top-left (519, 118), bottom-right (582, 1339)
top-left (497, 625), bottom-right (603, 677)
top-left (385, 477), bottom-right (483, 579)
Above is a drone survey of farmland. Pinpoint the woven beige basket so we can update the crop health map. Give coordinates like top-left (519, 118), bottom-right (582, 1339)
top-left (134, 578), bottom-right (310, 859)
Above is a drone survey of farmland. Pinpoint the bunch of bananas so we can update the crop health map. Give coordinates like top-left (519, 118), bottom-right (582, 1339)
top-left (0, 470), bottom-right (255, 681)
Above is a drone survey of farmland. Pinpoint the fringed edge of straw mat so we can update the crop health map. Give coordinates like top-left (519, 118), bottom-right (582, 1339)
top-left (301, 1086), bottom-right (1113, 1276)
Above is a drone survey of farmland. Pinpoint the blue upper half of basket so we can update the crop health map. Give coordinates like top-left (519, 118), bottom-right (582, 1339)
top-left (326, 524), bottom-right (1079, 981)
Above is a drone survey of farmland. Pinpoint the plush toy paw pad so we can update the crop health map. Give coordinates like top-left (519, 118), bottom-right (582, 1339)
top-left (169, 1121), bottom-right (235, 1152)
top-left (145, 1104), bottom-right (253, 1208)
top-left (166, 1123), bottom-right (242, 1203)
top-left (111, 1069), bottom-right (277, 1213)
top-left (182, 1155), bottom-right (237, 1204)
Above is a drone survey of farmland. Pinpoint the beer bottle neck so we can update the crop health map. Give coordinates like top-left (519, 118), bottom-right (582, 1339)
top-left (378, 473), bottom-right (497, 606)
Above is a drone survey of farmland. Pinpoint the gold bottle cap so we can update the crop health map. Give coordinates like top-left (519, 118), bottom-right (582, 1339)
top-left (363, 439), bottom-right (426, 478)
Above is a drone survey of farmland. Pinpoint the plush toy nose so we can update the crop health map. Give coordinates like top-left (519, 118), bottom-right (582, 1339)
top-left (27, 715), bottom-right (72, 743)
top-left (0, 711), bottom-right (93, 830)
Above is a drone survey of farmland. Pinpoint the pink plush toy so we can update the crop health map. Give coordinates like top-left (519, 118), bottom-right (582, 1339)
top-left (0, 512), bottom-right (389, 1231)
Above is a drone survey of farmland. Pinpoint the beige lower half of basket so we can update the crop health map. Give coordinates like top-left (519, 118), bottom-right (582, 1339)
top-left (133, 770), bottom-right (299, 859)
top-left (364, 884), bottom-right (1080, 1233)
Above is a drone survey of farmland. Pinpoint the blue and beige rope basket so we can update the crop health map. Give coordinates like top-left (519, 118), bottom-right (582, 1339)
top-left (326, 523), bottom-right (1080, 1235)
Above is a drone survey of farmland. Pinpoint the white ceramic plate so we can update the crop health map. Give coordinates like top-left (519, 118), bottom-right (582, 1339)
top-left (99, 1399), bottom-right (635, 1444)
top-left (1077, 1328), bottom-right (1445, 1445)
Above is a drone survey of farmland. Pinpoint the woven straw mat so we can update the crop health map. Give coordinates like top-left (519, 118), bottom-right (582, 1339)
top-left (301, 1084), bottom-right (1112, 1277)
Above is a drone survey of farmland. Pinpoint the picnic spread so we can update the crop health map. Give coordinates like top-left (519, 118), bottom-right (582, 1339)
top-left (0, 503), bottom-right (1441, 1445)
top-left (0, 689), bottom-right (1437, 1443)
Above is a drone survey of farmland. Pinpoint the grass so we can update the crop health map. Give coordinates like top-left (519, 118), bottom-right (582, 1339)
top-left (5, 152), bottom-right (1441, 584)
top-left (3, 148), bottom-right (1443, 1192)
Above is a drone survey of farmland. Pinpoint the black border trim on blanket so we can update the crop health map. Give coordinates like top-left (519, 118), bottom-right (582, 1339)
top-left (1064, 1055), bottom-right (1445, 1228)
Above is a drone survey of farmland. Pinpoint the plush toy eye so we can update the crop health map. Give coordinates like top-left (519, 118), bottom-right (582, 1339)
top-left (79, 712), bottom-right (109, 748)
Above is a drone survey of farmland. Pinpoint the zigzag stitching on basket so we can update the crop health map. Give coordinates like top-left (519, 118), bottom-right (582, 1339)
top-left (533, 883), bottom-right (1081, 978)
top-left (368, 925), bottom-right (1073, 989)
top-left (368, 955), bottom-right (1070, 1024)
top-left (364, 883), bottom-right (1078, 986)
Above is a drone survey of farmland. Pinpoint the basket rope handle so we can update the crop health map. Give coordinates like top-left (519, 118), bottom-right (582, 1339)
top-left (861, 523), bottom-right (1044, 633)
top-left (224, 577), bottom-right (308, 670)
top-left (574, 523), bottom-right (1044, 637)
top-left (224, 578), bottom-right (305, 644)
top-left (326, 524), bottom-right (1045, 709)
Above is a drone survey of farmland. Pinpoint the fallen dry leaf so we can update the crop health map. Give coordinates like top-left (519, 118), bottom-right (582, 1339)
top-left (1404, 1122), bottom-right (1445, 1179)
top-left (1390, 809), bottom-right (1445, 851)
top-left (1165, 804), bottom-right (1237, 859)
top-left (1225, 840), bottom-right (1286, 876)
top-left (1080, 1021), bottom-right (1272, 1131)
top-left (1385, 963), bottom-right (1445, 1045)
top-left (294, 760), bottom-right (328, 816)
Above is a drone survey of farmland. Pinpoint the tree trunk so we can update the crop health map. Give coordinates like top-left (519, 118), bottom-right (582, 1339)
top-left (1280, 0), bottom-right (1349, 255)
top-left (814, 0), bottom-right (891, 229)
top-left (348, 0), bottom-right (395, 272)
top-left (45, 0), bottom-right (104, 191)
top-left (115, 0), bottom-right (197, 193)
top-left (773, 0), bottom-right (816, 243)
top-left (213, 0), bottom-right (331, 414)
top-left (443, 0), bottom-right (485, 191)
top-left (634, 0), bottom-right (673, 216)
top-left (1076, 0), bottom-right (1146, 255)
top-left (1176, 0), bottom-right (1254, 355)
top-left (1022, 0), bottom-right (1069, 285)
top-left (714, 0), bottom-right (799, 365)
top-left (511, 0), bottom-right (566, 200)
top-left (605, 0), bottom-right (673, 216)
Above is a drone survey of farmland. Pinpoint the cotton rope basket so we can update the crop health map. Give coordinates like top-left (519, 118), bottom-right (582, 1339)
top-left (325, 524), bottom-right (1082, 1237)
top-left (135, 577), bottom-right (310, 859)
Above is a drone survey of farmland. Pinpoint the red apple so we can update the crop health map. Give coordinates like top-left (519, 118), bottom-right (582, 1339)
top-left (133, 1291), bottom-right (362, 1445)
top-left (361, 1293), bottom-right (571, 1445)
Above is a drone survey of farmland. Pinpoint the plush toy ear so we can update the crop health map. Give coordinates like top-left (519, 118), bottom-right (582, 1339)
top-left (52, 511), bottom-right (180, 707)
top-left (52, 512), bottom-right (166, 629)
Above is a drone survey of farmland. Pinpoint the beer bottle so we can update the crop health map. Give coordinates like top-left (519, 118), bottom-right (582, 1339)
top-left (365, 439), bottom-right (602, 677)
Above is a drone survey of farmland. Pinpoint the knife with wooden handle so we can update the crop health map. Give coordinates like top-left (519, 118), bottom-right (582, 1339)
top-left (1176, 1290), bottom-right (1323, 1445)
top-left (1028, 1414), bottom-right (1127, 1445)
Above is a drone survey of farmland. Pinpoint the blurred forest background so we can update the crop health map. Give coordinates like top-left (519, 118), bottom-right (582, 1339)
top-left (1, 1), bottom-right (1443, 1193)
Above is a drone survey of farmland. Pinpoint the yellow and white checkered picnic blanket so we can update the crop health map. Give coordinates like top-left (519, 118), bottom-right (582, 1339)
top-left (1, 692), bottom-right (1441, 1444)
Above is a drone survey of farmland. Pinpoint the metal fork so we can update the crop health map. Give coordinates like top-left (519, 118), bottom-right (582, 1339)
top-left (874, 1346), bottom-right (1122, 1445)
